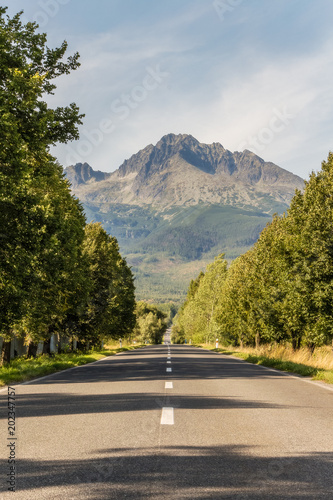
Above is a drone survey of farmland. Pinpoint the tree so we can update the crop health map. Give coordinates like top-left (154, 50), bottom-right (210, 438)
top-left (18, 158), bottom-right (88, 352)
top-left (78, 223), bottom-right (136, 347)
top-left (134, 302), bottom-right (167, 344)
top-left (173, 255), bottom-right (227, 344)
top-left (284, 153), bottom-right (333, 348)
top-left (0, 8), bottom-right (84, 362)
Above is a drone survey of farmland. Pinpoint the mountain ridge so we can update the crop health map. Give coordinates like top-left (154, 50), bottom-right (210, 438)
top-left (65, 133), bottom-right (303, 212)
top-left (64, 134), bottom-right (304, 302)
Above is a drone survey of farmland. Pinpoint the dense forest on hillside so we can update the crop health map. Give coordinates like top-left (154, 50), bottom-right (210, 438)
top-left (173, 152), bottom-right (333, 351)
top-left (0, 9), bottom-right (139, 364)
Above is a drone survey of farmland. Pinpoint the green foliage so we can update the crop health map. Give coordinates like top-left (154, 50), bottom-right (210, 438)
top-left (134, 302), bottom-right (167, 344)
top-left (171, 324), bottom-right (185, 344)
top-left (152, 302), bottom-right (178, 326)
top-left (0, 10), bottom-right (136, 363)
top-left (0, 8), bottom-right (83, 152)
top-left (177, 152), bottom-right (333, 351)
top-left (77, 223), bottom-right (136, 345)
top-left (172, 254), bottom-right (228, 344)
top-left (0, 8), bottom-right (84, 343)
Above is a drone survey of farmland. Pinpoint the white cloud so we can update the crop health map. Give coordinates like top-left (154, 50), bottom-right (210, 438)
top-left (36, 0), bottom-right (333, 179)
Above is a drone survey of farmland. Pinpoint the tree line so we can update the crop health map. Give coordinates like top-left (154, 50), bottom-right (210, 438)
top-left (172, 152), bottom-right (333, 351)
top-left (0, 9), bottom-right (140, 363)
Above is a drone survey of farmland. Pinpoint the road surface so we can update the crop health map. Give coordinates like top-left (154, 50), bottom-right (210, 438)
top-left (1, 344), bottom-right (333, 499)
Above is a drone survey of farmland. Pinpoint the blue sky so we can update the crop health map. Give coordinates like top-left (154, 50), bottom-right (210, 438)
top-left (5, 0), bottom-right (333, 178)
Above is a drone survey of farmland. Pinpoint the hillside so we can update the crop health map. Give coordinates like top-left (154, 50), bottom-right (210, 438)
top-left (64, 134), bottom-right (304, 302)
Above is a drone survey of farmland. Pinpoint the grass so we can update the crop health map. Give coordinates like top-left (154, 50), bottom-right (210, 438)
top-left (199, 343), bottom-right (333, 385)
top-left (0, 343), bottom-right (144, 388)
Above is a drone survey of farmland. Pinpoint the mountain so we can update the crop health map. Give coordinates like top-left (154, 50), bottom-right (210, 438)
top-left (65, 162), bottom-right (111, 187)
top-left (66, 133), bottom-right (303, 212)
top-left (64, 134), bottom-right (304, 302)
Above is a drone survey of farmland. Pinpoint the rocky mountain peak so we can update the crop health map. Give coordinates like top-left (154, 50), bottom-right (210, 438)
top-left (65, 162), bottom-right (110, 187)
top-left (64, 134), bottom-right (304, 212)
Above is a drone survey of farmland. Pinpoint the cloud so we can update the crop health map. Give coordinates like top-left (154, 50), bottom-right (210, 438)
top-left (8, 0), bottom-right (330, 179)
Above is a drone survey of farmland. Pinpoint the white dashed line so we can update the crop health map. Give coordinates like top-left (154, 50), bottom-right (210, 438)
top-left (165, 382), bottom-right (173, 389)
top-left (167, 360), bottom-right (171, 364)
top-left (166, 368), bottom-right (172, 372)
top-left (161, 407), bottom-right (174, 425)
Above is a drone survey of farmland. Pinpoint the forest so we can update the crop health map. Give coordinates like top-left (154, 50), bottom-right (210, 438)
top-left (173, 151), bottom-right (333, 352)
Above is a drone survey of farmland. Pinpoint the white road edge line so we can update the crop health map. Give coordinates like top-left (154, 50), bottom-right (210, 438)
top-left (161, 407), bottom-right (174, 425)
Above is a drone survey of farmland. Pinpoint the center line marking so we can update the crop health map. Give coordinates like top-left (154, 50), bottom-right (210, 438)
top-left (161, 407), bottom-right (174, 425)
top-left (166, 367), bottom-right (172, 372)
top-left (165, 382), bottom-right (173, 389)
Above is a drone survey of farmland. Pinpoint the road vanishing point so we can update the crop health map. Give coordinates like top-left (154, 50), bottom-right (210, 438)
top-left (1, 340), bottom-right (333, 499)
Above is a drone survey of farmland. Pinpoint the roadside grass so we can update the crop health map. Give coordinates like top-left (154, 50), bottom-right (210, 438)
top-left (0, 344), bottom-right (144, 388)
top-left (199, 343), bottom-right (333, 385)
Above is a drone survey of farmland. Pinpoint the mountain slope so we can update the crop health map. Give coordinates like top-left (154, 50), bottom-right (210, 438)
top-left (65, 133), bottom-right (303, 212)
top-left (64, 134), bottom-right (304, 302)
top-left (65, 162), bottom-right (111, 187)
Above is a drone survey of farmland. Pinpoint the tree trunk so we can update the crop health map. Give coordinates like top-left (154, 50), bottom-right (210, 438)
top-left (42, 338), bottom-right (51, 355)
top-left (255, 332), bottom-right (260, 350)
top-left (292, 336), bottom-right (301, 350)
top-left (308, 343), bottom-right (316, 355)
top-left (1, 341), bottom-right (11, 365)
top-left (27, 341), bottom-right (38, 358)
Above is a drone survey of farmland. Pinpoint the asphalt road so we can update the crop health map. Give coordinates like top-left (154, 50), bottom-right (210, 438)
top-left (1, 343), bottom-right (333, 499)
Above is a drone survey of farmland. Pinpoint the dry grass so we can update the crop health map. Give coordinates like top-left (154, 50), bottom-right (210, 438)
top-left (200, 343), bottom-right (333, 384)
top-left (232, 344), bottom-right (333, 371)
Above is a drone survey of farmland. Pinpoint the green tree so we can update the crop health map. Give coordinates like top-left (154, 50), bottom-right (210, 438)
top-left (0, 8), bottom-right (84, 362)
top-left (283, 153), bottom-right (333, 348)
top-left (19, 158), bottom-right (88, 354)
top-left (134, 302), bottom-right (167, 344)
top-left (173, 255), bottom-right (227, 344)
top-left (78, 223), bottom-right (136, 347)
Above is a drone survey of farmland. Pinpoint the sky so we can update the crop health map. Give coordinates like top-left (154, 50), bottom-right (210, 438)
top-left (5, 0), bottom-right (333, 179)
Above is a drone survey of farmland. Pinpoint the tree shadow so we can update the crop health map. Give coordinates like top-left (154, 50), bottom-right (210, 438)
top-left (12, 345), bottom-right (289, 387)
top-left (0, 391), bottom-right (288, 420)
top-left (5, 446), bottom-right (333, 499)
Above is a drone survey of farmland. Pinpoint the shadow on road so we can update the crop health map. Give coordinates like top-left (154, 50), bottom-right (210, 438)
top-left (5, 446), bottom-right (333, 499)
top-left (6, 345), bottom-right (289, 388)
top-left (0, 391), bottom-right (289, 419)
